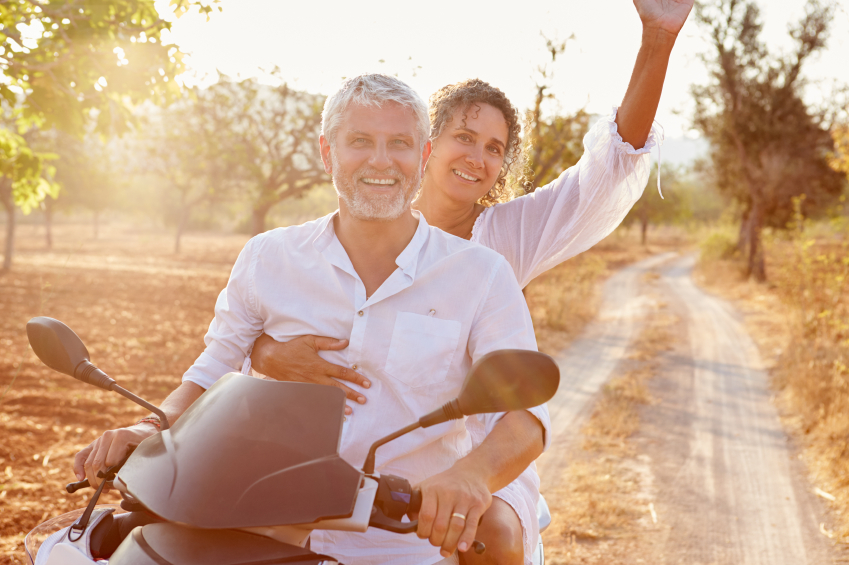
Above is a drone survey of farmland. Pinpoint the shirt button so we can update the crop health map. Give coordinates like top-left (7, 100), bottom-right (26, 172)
top-left (352, 364), bottom-right (358, 371)
top-left (343, 416), bottom-right (348, 422)
top-left (358, 310), bottom-right (364, 317)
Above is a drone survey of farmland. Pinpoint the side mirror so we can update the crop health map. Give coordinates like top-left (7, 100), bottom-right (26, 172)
top-left (26, 317), bottom-right (170, 431)
top-left (26, 317), bottom-right (114, 388)
top-left (363, 349), bottom-right (560, 474)
top-left (456, 349), bottom-right (560, 417)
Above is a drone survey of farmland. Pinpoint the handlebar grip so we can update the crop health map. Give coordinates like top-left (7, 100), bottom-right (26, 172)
top-left (409, 488), bottom-right (422, 514)
top-left (66, 479), bottom-right (90, 493)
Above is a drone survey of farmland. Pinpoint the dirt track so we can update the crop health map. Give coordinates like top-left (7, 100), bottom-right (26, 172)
top-left (540, 254), bottom-right (840, 564)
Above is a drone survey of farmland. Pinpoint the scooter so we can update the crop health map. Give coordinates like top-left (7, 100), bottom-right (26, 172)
top-left (23, 317), bottom-right (559, 565)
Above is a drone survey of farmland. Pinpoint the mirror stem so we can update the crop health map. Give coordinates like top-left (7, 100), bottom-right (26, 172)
top-left (112, 385), bottom-right (170, 431)
top-left (363, 421), bottom-right (420, 475)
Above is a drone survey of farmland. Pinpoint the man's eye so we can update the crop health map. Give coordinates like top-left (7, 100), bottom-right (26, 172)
top-left (391, 139), bottom-right (409, 146)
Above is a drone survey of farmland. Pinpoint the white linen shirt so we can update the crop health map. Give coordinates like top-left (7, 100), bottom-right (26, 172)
top-left (182, 211), bottom-right (548, 565)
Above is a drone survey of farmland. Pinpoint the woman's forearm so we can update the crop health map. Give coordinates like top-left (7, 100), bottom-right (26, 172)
top-left (615, 26), bottom-right (678, 149)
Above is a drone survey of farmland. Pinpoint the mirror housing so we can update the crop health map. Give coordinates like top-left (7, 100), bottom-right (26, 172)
top-left (363, 349), bottom-right (560, 474)
top-left (27, 317), bottom-right (116, 390)
top-left (457, 349), bottom-right (560, 417)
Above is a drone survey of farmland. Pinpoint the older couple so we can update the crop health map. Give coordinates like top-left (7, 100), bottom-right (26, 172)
top-left (75, 2), bottom-right (693, 563)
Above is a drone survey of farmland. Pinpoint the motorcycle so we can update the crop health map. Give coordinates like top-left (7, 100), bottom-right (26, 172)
top-left (23, 316), bottom-right (559, 565)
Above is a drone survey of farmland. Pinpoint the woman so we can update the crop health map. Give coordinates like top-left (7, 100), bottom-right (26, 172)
top-left (248, 2), bottom-right (693, 563)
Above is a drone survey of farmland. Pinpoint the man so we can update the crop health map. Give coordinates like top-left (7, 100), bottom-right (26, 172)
top-left (75, 74), bottom-right (548, 565)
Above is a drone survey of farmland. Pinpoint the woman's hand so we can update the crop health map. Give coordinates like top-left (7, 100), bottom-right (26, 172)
top-left (634, 0), bottom-right (695, 37)
top-left (250, 333), bottom-right (369, 415)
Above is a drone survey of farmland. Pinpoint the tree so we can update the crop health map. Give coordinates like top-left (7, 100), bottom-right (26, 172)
top-left (525, 35), bottom-right (592, 189)
top-left (141, 89), bottom-right (239, 253)
top-left (623, 165), bottom-right (692, 245)
top-left (51, 131), bottom-right (122, 239)
top-left (692, 0), bottom-right (844, 280)
top-left (211, 75), bottom-right (329, 235)
top-left (0, 0), bottom-right (216, 268)
top-left (0, 129), bottom-right (56, 270)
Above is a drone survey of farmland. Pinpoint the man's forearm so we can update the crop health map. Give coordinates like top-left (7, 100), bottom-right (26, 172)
top-left (155, 381), bottom-right (205, 426)
top-left (454, 411), bottom-right (545, 494)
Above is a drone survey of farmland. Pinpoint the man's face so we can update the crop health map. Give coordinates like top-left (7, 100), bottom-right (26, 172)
top-left (320, 102), bottom-right (431, 221)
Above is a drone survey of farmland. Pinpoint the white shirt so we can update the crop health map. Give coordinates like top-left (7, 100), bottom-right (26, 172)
top-left (472, 107), bottom-right (660, 288)
top-left (183, 212), bottom-right (547, 565)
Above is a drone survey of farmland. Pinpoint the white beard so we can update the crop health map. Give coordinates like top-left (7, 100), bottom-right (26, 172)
top-left (331, 150), bottom-right (420, 221)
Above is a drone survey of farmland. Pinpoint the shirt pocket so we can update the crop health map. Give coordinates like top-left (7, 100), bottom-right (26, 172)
top-left (384, 312), bottom-right (462, 388)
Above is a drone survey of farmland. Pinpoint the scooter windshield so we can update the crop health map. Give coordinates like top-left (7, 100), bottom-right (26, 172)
top-left (117, 374), bottom-right (362, 529)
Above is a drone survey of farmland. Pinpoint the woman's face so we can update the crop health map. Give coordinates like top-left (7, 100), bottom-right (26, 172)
top-left (423, 102), bottom-right (509, 206)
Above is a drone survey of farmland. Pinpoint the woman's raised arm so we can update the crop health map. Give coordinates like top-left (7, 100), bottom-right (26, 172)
top-left (616, 0), bottom-right (695, 148)
top-left (472, 1), bottom-right (693, 288)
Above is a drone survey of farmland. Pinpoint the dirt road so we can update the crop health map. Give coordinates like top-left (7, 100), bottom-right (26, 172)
top-left (539, 253), bottom-right (838, 564)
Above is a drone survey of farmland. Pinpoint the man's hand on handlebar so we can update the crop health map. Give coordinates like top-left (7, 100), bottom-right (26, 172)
top-left (413, 465), bottom-right (492, 559)
top-left (73, 422), bottom-right (158, 491)
top-left (250, 333), bottom-right (370, 415)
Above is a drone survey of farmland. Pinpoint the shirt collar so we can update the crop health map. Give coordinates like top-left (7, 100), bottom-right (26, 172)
top-left (311, 210), bottom-right (430, 281)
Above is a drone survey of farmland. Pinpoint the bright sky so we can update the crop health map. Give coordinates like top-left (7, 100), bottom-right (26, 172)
top-left (159, 0), bottom-right (849, 139)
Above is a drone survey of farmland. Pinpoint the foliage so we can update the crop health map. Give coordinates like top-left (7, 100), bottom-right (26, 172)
top-left (768, 200), bottom-right (849, 540)
top-left (830, 125), bottom-right (849, 181)
top-left (0, 128), bottom-right (56, 213)
top-left (140, 87), bottom-right (241, 252)
top-left (0, 0), bottom-right (217, 135)
top-left (49, 130), bottom-right (123, 236)
top-left (206, 74), bottom-right (328, 235)
top-left (692, 0), bottom-right (845, 280)
top-left (524, 35), bottom-right (591, 190)
top-left (622, 165), bottom-right (692, 244)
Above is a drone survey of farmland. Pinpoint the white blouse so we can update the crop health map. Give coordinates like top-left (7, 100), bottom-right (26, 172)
top-left (471, 107), bottom-right (661, 288)
top-left (468, 108), bottom-right (660, 562)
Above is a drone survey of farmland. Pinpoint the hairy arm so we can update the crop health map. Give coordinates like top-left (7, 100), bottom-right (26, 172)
top-left (75, 381), bottom-right (205, 488)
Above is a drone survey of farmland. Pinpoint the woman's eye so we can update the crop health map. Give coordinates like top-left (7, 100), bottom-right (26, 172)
top-left (487, 145), bottom-right (501, 155)
top-left (457, 134), bottom-right (471, 142)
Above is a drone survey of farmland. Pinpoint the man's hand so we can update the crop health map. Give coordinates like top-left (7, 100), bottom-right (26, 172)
top-left (251, 333), bottom-right (369, 415)
top-left (74, 423), bottom-right (158, 490)
top-left (634, 0), bottom-right (695, 37)
top-left (414, 465), bottom-right (492, 559)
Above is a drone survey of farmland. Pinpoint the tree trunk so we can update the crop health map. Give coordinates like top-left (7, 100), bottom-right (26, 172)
top-left (640, 219), bottom-right (649, 246)
top-left (44, 199), bottom-right (53, 250)
top-left (251, 203), bottom-right (274, 236)
top-left (1, 179), bottom-right (14, 272)
top-left (174, 206), bottom-right (189, 254)
top-left (737, 209), bottom-right (751, 255)
top-left (746, 202), bottom-right (766, 281)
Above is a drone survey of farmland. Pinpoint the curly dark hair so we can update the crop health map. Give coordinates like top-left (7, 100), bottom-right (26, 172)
top-left (428, 79), bottom-right (530, 206)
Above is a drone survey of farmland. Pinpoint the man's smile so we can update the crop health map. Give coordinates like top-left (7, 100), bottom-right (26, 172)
top-left (361, 177), bottom-right (398, 186)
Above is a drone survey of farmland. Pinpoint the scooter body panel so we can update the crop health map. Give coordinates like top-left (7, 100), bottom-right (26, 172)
top-left (110, 523), bottom-right (324, 565)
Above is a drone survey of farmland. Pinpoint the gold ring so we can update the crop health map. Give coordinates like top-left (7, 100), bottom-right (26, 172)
top-left (451, 512), bottom-right (466, 521)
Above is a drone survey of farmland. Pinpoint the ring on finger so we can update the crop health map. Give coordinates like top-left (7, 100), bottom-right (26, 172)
top-left (451, 512), bottom-right (466, 521)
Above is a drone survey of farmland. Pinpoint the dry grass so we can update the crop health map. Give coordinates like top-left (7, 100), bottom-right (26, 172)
top-left (696, 217), bottom-right (849, 543)
top-left (543, 304), bottom-right (675, 564)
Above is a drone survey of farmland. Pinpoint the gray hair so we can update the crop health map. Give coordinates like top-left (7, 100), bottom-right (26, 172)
top-left (321, 74), bottom-right (429, 149)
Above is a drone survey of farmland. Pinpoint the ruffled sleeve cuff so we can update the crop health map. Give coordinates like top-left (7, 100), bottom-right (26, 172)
top-left (605, 106), bottom-right (664, 155)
